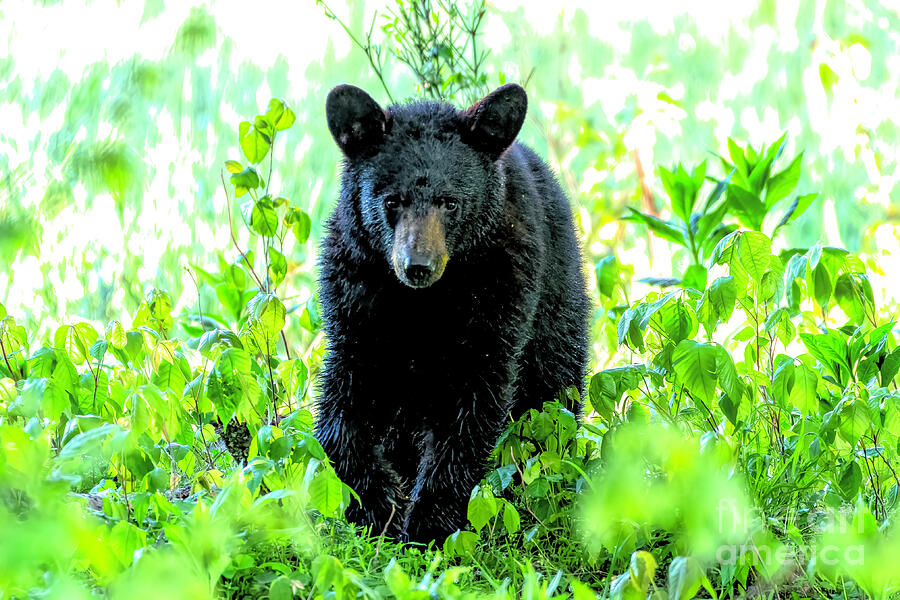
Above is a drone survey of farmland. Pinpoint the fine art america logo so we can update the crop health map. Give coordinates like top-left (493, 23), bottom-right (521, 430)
top-left (715, 497), bottom-right (866, 566)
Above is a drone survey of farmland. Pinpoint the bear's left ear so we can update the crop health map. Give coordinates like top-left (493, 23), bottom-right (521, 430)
top-left (326, 84), bottom-right (389, 158)
top-left (459, 83), bottom-right (527, 158)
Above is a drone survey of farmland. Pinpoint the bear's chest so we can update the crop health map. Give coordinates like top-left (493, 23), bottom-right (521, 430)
top-left (349, 284), bottom-right (507, 410)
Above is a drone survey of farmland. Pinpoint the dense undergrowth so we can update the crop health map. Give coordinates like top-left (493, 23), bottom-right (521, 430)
top-left (2, 89), bottom-right (899, 598)
top-left (3, 2), bottom-right (900, 599)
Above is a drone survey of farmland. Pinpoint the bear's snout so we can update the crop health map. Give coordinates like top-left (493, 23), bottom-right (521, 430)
top-left (391, 208), bottom-right (448, 288)
top-left (404, 257), bottom-right (436, 287)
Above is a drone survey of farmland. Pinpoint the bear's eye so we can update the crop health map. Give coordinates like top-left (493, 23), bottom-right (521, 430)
top-left (444, 199), bottom-right (459, 211)
top-left (384, 197), bottom-right (401, 211)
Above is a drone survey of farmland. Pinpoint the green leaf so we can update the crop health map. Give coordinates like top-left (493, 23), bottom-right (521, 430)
top-left (624, 208), bottom-right (686, 246)
top-left (596, 256), bottom-right (622, 299)
top-left (207, 348), bottom-right (255, 423)
top-left (278, 359), bottom-right (309, 402)
top-left (384, 559), bottom-right (412, 597)
top-left (105, 320), bottom-right (127, 349)
top-left (709, 230), bottom-right (740, 266)
top-left (291, 210), bottom-right (312, 244)
top-left (239, 120), bottom-right (271, 164)
top-left (694, 198), bottom-right (729, 246)
top-left (230, 167), bottom-right (260, 197)
top-left (487, 464), bottom-right (516, 491)
top-left (771, 361), bottom-right (796, 409)
top-left (727, 138), bottom-right (748, 179)
top-left (800, 330), bottom-right (850, 385)
top-left (502, 502), bottom-right (521, 534)
top-left (298, 295), bottom-right (321, 333)
top-left (726, 185), bottom-right (766, 231)
top-left (776, 193), bottom-right (818, 230)
top-left (224, 160), bottom-right (243, 174)
top-left (308, 466), bottom-right (343, 517)
top-left (837, 460), bottom-right (861, 499)
top-left (764, 308), bottom-right (796, 347)
top-left (589, 371), bottom-right (619, 422)
top-left (881, 348), bottom-right (900, 387)
top-left (660, 165), bottom-right (690, 222)
top-left (649, 299), bottom-right (697, 344)
top-left (630, 551), bottom-right (658, 593)
top-left (0, 377), bottom-right (15, 405)
top-left (54, 324), bottom-right (90, 365)
top-left (467, 487), bottom-right (498, 532)
top-left (268, 248), bottom-right (287, 288)
top-left (714, 345), bottom-right (743, 402)
top-left (266, 98), bottom-right (297, 131)
top-left (784, 252), bottom-right (808, 309)
top-left (312, 555), bottom-right (344, 593)
top-left (525, 477), bottom-right (550, 498)
top-left (807, 243), bottom-right (823, 269)
top-left (668, 556), bottom-right (704, 600)
top-left (681, 264), bottom-right (707, 291)
top-left (269, 434), bottom-right (294, 461)
top-left (708, 276), bottom-right (737, 323)
top-left (673, 340), bottom-right (718, 405)
top-left (617, 310), bottom-right (643, 350)
top-left (253, 115), bottom-right (275, 138)
top-left (640, 277), bottom-right (681, 288)
top-left (250, 197), bottom-right (279, 236)
top-left (89, 340), bottom-right (107, 363)
top-left (765, 152), bottom-right (803, 208)
top-left (40, 379), bottom-right (67, 422)
top-left (735, 231), bottom-right (772, 282)
top-left (758, 268), bottom-right (784, 304)
top-left (249, 293), bottom-right (286, 337)
top-left (443, 530), bottom-right (479, 557)
top-left (790, 363), bottom-right (819, 415)
top-left (269, 576), bottom-right (293, 600)
top-left (834, 273), bottom-right (865, 324)
top-left (146, 467), bottom-right (168, 492)
top-left (839, 400), bottom-right (870, 446)
top-left (747, 148), bottom-right (777, 195)
top-left (811, 262), bottom-right (832, 308)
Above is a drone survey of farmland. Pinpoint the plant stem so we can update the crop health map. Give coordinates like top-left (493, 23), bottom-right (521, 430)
top-left (185, 266), bottom-right (216, 470)
top-left (221, 172), bottom-right (265, 291)
top-left (0, 337), bottom-right (21, 380)
top-left (860, 438), bottom-right (886, 519)
top-left (264, 336), bottom-right (278, 421)
top-left (317, 0), bottom-right (395, 103)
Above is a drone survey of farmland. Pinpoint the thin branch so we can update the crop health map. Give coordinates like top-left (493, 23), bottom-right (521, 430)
top-left (185, 266), bottom-right (216, 470)
top-left (221, 171), bottom-right (265, 291)
top-left (0, 337), bottom-right (21, 380)
top-left (318, 0), bottom-right (395, 103)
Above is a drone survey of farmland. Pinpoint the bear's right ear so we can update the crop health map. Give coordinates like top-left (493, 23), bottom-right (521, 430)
top-left (459, 83), bottom-right (527, 158)
top-left (326, 84), bottom-right (388, 158)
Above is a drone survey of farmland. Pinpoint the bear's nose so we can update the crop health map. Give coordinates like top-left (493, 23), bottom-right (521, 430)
top-left (405, 261), bottom-right (434, 285)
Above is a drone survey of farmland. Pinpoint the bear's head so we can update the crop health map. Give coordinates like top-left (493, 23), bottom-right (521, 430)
top-left (325, 83), bottom-right (527, 289)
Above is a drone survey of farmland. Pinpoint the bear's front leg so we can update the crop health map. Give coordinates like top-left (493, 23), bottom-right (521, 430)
top-left (400, 375), bottom-right (516, 543)
top-left (315, 355), bottom-right (408, 536)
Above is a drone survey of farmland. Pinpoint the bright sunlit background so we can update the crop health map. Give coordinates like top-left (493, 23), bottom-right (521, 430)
top-left (2, 0), bottom-right (899, 356)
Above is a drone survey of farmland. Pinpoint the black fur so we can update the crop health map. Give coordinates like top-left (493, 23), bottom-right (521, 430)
top-left (315, 84), bottom-right (590, 542)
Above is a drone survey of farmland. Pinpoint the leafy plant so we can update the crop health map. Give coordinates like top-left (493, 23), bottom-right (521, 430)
top-left (626, 135), bottom-right (819, 293)
top-left (585, 136), bottom-right (900, 598)
top-left (0, 97), bottom-right (344, 599)
top-left (318, 0), bottom-right (505, 104)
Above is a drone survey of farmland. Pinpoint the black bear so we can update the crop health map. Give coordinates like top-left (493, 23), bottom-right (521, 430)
top-left (315, 83), bottom-right (589, 542)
